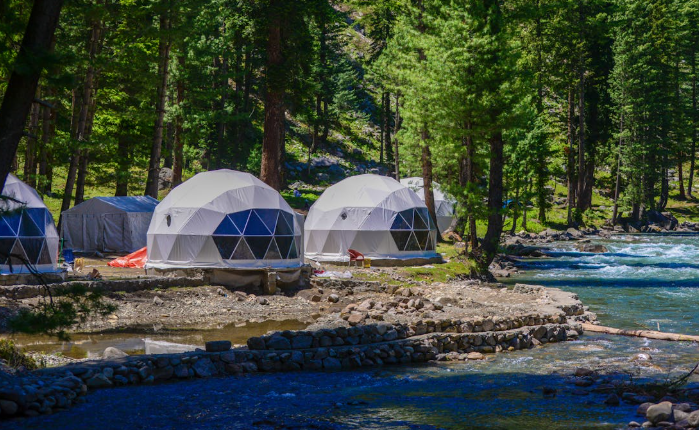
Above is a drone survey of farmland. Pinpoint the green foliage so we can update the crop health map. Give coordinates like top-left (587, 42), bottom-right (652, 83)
top-left (0, 339), bottom-right (38, 371)
top-left (9, 284), bottom-right (117, 341)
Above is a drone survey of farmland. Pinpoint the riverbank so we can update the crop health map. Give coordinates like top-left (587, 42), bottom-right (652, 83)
top-left (0, 281), bottom-right (594, 420)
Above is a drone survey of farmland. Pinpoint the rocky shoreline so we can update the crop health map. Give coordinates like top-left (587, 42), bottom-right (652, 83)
top-left (0, 282), bottom-right (595, 420)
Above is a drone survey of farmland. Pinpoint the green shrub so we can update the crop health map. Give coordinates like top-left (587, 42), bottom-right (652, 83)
top-left (0, 339), bottom-right (38, 370)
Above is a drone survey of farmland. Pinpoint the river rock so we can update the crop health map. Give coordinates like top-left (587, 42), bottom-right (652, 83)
top-left (328, 294), bottom-right (339, 303)
top-left (247, 337), bottom-right (266, 350)
top-left (323, 357), bottom-right (342, 370)
top-left (205, 340), bottom-right (232, 352)
top-left (604, 393), bottom-right (620, 406)
top-left (688, 410), bottom-right (699, 427)
top-left (102, 347), bottom-right (128, 359)
top-left (637, 403), bottom-right (653, 416)
top-left (673, 409), bottom-right (690, 422)
top-left (467, 352), bottom-right (484, 360)
top-left (0, 400), bottom-right (18, 415)
top-left (193, 359), bottom-right (217, 377)
top-left (646, 402), bottom-right (673, 424)
top-left (292, 335), bottom-right (313, 349)
top-left (86, 374), bottom-right (113, 389)
top-left (266, 335), bottom-right (291, 350)
top-left (574, 367), bottom-right (594, 377)
top-left (577, 244), bottom-right (608, 253)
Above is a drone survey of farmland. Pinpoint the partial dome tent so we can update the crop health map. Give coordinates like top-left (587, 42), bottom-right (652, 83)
top-left (146, 169), bottom-right (304, 270)
top-left (0, 174), bottom-right (59, 274)
top-left (400, 177), bottom-right (456, 233)
top-left (304, 174), bottom-right (442, 266)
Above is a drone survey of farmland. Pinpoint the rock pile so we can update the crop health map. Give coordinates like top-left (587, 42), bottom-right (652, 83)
top-left (628, 400), bottom-right (699, 429)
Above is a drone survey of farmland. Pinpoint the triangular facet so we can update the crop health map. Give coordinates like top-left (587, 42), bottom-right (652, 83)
top-left (3, 214), bottom-right (20, 236)
top-left (27, 209), bottom-right (46, 235)
top-left (390, 214), bottom-right (410, 230)
top-left (19, 211), bottom-right (42, 237)
top-left (229, 210), bottom-right (251, 233)
top-left (245, 236), bottom-right (272, 259)
top-left (264, 239), bottom-right (282, 260)
top-left (37, 241), bottom-right (52, 265)
top-left (244, 211), bottom-right (271, 235)
top-left (275, 236), bottom-right (294, 259)
top-left (0, 238), bottom-right (14, 264)
top-left (413, 209), bottom-right (428, 231)
top-left (274, 212), bottom-right (294, 236)
top-left (213, 215), bottom-right (240, 236)
top-left (231, 238), bottom-right (255, 260)
top-left (9, 239), bottom-right (26, 267)
top-left (213, 235), bottom-right (240, 260)
top-left (20, 238), bottom-right (43, 263)
top-left (255, 209), bottom-right (278, 234)
top-left (405, 232), bottom-right (420, 251)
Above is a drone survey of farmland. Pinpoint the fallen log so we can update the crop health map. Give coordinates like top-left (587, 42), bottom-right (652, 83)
top-left (582, 323), bottom-right (699, 342)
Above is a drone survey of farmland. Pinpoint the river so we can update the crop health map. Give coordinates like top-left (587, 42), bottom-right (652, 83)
top-left (8, 234), bottom-right (699, 429)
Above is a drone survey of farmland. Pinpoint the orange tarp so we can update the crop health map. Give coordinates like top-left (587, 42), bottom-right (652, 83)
top-left (108, 247), bottom-right (147, 268)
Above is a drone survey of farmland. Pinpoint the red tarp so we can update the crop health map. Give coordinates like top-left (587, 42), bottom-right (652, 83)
top-left (108, 247), bottom-right (147, 268)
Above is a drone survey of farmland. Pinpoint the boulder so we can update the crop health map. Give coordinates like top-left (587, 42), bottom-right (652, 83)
top-left (646, 402), bottom-right (673, 425)
top-left (467, 352), bottom-right (485, 360)
top-left (576, 244), bottom-right (608, 253)
top-left (193, 359), bottom-right (217, 377)
top-left (102, 347), bottom-right (128, 359)
top-left (0, 400), bottom-right (18, 415)
top-left (266, 335), bottom-right (291, 350)
top-left (688, 410), bottom-right (699, 427)
top-left (205, 340), bottom-right (231, 353)
top-left (247, 337), bottom-right (266, 350)
top-left (86, 373), bottom-right (113, 389)
top-left (322, 357), bottom-right (342, 370)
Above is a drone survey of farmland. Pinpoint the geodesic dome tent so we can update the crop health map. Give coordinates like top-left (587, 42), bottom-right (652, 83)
top-left (146, 169), bottom-right (303, 270)
top-left (0, 174), bottom-right (58, 274)
top-left (304, 174), bottom-right (440, 263)
top-left (61, 196), bottom-right (158, 253)
top-left (400, 177), bottom-right (456, 233)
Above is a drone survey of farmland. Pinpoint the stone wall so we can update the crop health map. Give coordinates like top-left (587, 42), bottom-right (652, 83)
top-left (1, 319), bottom-right (579, 419)
top-left (0, 277), bottom-right (208, 300)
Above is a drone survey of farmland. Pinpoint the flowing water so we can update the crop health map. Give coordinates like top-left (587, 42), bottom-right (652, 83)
top-left (8, 234), bottom-right (699, 429)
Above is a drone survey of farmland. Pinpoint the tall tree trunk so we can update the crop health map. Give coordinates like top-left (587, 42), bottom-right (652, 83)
top-left (145, 11), bottom-right (171, 198)
top-left (384, 92), bottom-right (392, 163)
top-left (479, 132), bottom-right (504, 274)
top-left (576, 68), bottom-right (586, 212)
top-left (393, 93), bottom-right (400, 180)
top-left (38, 88), bottom-right (55, 194)
top-left (260, 2), bottom-right (284, 190)
top-left (421, 142), bottom-right (440, 239)
top-left (464, 124), bottom-right (478, 250)
top-left (689, 54), bottom-right (697, 198)
top-left (173, 55), bottom-right (185, 187)
top-left (0, 0), bottom-right (64, 192)
top-left (678, 161), bottom-right (686, 199)
top-left (115, 134), bottom-right (129, 196)
top-left (612, 106), bottom-right (623, 225)
top-left (23, 93), bottom-right (41, 187)
top-left (379, 91), bottom-right (385, 165)
top-left (566, 87), bottom-right (576, 225)
top-left (535, 0), bottom-right (546, 223)
top-left (214, 54), bottom-right (228, 169)
top-left (60, 17), bottom-right (101, 218)
top-left (74, 150), bottom-right (89, 204)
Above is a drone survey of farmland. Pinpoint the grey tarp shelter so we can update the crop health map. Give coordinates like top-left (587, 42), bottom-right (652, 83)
top-left (61, 196), bottom-right (159, 253)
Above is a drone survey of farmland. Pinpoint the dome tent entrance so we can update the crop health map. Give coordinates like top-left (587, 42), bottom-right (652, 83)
top-left (0, 174), bottom-right (59, 274)
top-left (400, 177), bottom-right (456, 233)
top-left (146, 169), bottom-right (303, 270)
top-left (61, 196), bottom-right (158, 253)
top-left (304, 174), bottom-right (441, 265)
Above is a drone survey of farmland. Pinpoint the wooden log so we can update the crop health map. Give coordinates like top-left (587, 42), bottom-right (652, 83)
top-left (582, 323), bottom-right (699, 342)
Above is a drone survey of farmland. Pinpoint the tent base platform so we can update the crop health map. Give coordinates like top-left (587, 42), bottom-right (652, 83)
top-left (145, 266), bottom-right (312, 294)
top-left (309, 255), bottom-right (444, 267)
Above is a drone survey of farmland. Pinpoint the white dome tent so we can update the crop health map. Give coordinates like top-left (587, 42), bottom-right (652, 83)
top-left (400, 177), bottom-right (456, 233)
top-left (0, 174), bottom-right (59, 274)
top-left (304, 174), bottom-right (442, 265)
top-left (146, 170), bottom-right (303, 271)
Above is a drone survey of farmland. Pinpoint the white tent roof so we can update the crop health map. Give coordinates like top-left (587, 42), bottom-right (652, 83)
top-left (146, 170), bottom-right (303, 270)
top-left (400, 177), bottom-right (456, 232)
top-left (1, 174), bottom-right (59, 273)
top-left (304, 174), bottom-right (439, 261)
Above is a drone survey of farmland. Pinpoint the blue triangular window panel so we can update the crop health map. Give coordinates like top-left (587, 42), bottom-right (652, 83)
top-left (244, 211), bottom-right (271, 235)
top-left (213, 236), bottom-right (240, 260)
top-left (274, 212), bottom-right (294, 236)
top-left (4, 214), bottom-right (20, 236)
top-left (229, 210), bottom-right (251, 233)
top-left (19, 211), bottom-right (42, 237)
top-left (27, 209), bottom-right (46, 235)
top-left (399, 209), bottom-right (414, 228)
top-left (413, 209), bottom-right (429, 231)
top-left (0, 219), bottom-right (15, 237)
top-left (214, 216), bottom-right (240, 236)
top-left (246, 236), bottom-right (272, 259)
top-left (255, 209), bottom-right (278, 234)
top-left (390, 214), bottom-right (410, 230)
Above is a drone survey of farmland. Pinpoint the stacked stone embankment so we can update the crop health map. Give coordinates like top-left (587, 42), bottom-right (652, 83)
top-left (0, 284), bottom-right (592, 419)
